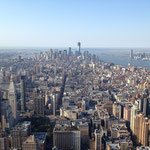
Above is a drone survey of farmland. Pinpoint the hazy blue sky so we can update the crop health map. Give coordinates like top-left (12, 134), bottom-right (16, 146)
top-left (0, 0), bottom-right (150, 48)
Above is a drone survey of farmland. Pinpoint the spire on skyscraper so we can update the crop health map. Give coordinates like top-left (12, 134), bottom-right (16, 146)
top-left (77, 42), bottom-right (81, 53)
top-left (8, 74), bottom-right (18, 124)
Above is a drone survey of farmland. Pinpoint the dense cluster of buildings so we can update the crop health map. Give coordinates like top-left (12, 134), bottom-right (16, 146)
top-left (0, 44), bottom-right (150, 149)
top-left (130, 49), bottom-right (150, 61)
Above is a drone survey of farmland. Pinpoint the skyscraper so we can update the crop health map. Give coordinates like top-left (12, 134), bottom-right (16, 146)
top-left (68, 47), bottom-right (72, 56)
top-left (78, 42), bottom-right (81, 53)
top-left (95, 129), bottom-right (102, 150)
top-left (51, 94), bottom-right (56, 116)
top-left (8, 75), bottom-right (18, 125)
top-left (20, 76), bottom-right (26, 113)
top-left (143, 98), bottom-right (149, 117)
top-left (34, 97), bottom-right (45, 116)
top-left (130, 49), bottom-right (134, 59)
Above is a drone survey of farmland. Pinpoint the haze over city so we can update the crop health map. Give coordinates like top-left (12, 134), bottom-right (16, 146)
top-left (0, 0), bottom-right (150, 48)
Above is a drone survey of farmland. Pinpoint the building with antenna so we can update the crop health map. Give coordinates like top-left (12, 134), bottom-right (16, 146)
top-left (78, 42), bottom-right (81, 53)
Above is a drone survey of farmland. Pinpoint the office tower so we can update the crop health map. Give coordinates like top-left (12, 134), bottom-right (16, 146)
top-left (34, 97), bottom-right (45, 116)
top-left (84, 51), bottom-right (89, 59)
top-left (20, 76), bottom-right (26, 113)
top-left (95, 129), bottom-right (102, 150)
top-left (78, 42), bottom-right (81, 53)
top-left (53, 124), bottom-right (81, 150)
top-left (8, 75), bottom-right (18, 124)
top-left (77, 123), bottom-right (89, 148)
top-left (49, 49), bottom-right (53, 59)
top-left (130, 104), bottom-right (138, 132)
top-left (68, 47), bottom-right (72, 56)
top-left (63, 50), bottom-right (67, 57)
top-left (143, 98), bottom-right (149, 117)
top-left (51, 94), bottom-right (56, 116)
top-left (11, 121), bottom-right (31, 149)
top-left (130, 49), bottom-right (134, 59)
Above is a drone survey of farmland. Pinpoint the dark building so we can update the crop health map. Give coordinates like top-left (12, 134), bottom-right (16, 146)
top-left (143, 98), bottom-right (149, 117)
top-left (34, 97), bottom-right (45, 116)
top-left (78, 42), bottom-right (81, 53)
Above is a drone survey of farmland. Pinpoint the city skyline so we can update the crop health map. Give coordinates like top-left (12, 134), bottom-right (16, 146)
top-left (0, 0), bottom-right (150, 48)
top-left (1, 1), bottom-right (150, 149)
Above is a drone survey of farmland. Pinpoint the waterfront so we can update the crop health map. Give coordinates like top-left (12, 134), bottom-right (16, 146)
top-left (87, 48), bottom-right (150, 69)
top-left (1, 47), bottom-right (150, 69)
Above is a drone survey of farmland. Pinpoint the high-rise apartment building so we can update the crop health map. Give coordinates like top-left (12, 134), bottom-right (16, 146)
top-left (123, 104), bottom-right (131, 122)
top-left (133, 113), bottom-right (149, 146)
top-left (130, 104), bottom-right (139, 132)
